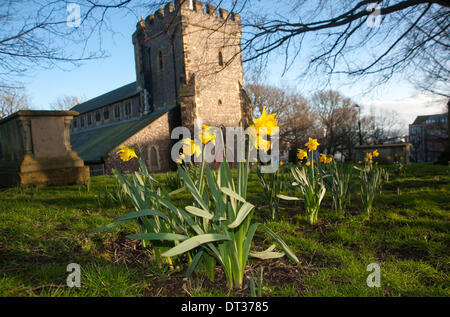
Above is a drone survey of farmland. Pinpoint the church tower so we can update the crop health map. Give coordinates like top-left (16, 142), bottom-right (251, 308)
top-left (132, 0), bottom-right (250, 132)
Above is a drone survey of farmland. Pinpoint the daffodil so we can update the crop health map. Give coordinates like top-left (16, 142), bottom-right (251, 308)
top-left (358, 161), bottom-right (363, 164)
top-left (297, 149), bottom-right (308, 160)
top-left (117, 146), bottom-right (138, 162)
top-left (319, 153), bottom-right (327, 163)
top-left (305, 162), bottom-right (311, 166)
top-left (373, 150), bottom-right (379, 157)
top-left (280, 161), bottom-right (284, 166)
top-left (182, 139), bottom-right (201, 158)
top-left (252, 106), bottom-right (278, 136)
top-left (387, 155), bottom-right (391, 161)
top-left (326, 155), bottom-right (333, 164)
top-left (305, 138), bottom-right (319, 151)
top-left (175, 152), bottom-right (185, 164)
top-left (198, 125), bottom-right (216, 145)
top-left (249, 106), bottom-right (278, 152)
top-left (365, 152), bottom-right (373, 162)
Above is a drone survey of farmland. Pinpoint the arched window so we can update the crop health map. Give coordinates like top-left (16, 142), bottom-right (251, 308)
top-left (148, 146), bottom-right (159, 171)
top-left (218, 99), bottom-right (222, 107)
top-left (157, 50), bottom-right (164, 72)
top-left (218, 51), bottom-right (224, 67)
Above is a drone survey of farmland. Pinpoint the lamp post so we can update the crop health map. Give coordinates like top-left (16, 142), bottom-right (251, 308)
top-left (354, 104), bottom-right (363, 145)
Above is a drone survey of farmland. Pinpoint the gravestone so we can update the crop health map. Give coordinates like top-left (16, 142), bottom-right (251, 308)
top-left (0, 110), bottom-right (90, 187)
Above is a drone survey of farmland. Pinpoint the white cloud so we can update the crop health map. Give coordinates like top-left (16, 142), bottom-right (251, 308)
top-left (361, 93), bottom-right (446, 127)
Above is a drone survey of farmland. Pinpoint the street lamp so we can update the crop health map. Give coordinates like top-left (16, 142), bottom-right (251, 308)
top-left (354, 104), bottom-right (363, 145)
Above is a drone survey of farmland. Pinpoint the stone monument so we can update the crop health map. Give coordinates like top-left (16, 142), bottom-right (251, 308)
top-left (0, 110), bottom-right (90, 187)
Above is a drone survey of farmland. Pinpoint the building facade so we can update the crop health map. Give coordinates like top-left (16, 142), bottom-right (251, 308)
top-left (409, 113), bottom-right (448, 162)
top-left (70, 0), bottom-right (251, 175)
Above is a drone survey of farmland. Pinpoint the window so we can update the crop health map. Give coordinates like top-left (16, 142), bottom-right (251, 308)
top-left (104, 107), bottom-right (109, 120)
top-left (188, 0), bottom-right (194, 10)
top-left (148, 146), bottom-right (159, 171)
top-left (157, 50), bottom-right (163, 72)
top-left (218, 99), bottom-right (223, 106)
top-left (87, 113), bottom-right (92, 125)
top-left (80, 116), bottom-right (85, 128)
top-left (218, 51), bottom-right (224, 67)
top-left (124, 101), bottom-right (132, 119)
top-left (95, 111), bottom-right (101, 122)
top-left (114, 104), bottom-right (121, 119)
top-left (73, 118), bottom-right (77, 128)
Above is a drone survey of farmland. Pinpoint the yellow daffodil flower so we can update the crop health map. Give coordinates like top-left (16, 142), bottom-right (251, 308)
top-left (297, 149), bottom-right (308, 160)
top-left (199, 124), bottom-right (216, 145)
top-left (326, 155), bottom-right (333, 164)
top-left (117, 146), bottom-right (138, 162)
top-left (305, 162), bottom-right (311, 166)
top-left (365, 152), bottom-right (373, 162)
top-left (319, 153), bottom-right (327, 163)
top-left (182, 139), bottom-right (201, 158)
top-left (305, 138), bottom-right (319, 151)
top-left (252, 106), bottom-right (278, 136)
top-left (373, 150), bottom-right (379, 157)
top-left (249, 106), bottom-right (278, 152)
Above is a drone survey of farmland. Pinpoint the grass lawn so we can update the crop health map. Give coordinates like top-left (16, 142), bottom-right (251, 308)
top-left (0, 163), bottom-right (449, 297)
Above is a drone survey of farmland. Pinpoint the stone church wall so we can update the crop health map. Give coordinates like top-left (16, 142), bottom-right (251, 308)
top-left (103, 111), bottom-right (174, 175)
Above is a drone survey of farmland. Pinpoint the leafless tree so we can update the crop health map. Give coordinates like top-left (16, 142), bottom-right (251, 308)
top-left (311, 90), bottom-right (359, 155)
top-left (0, 87), bottom-right (31, 119)
top-left (2, 1), bottom-right (448, 94)
top-left (50, 95), bottom-right (82, 110)
top-left (245, 83), bottom-right (316, 149)
top-left (236, 0), bottom-right (450, 98)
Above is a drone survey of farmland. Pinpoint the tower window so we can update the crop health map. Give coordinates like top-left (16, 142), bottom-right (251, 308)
top-left (95, 111), bottom-right (101, 122)
top-left (218, 99), bottom-right (223, 106)
top-left (218, 51), bottom-right (224, 67)
top-left (188, 0), bottom-right (194, 10)
top-left (157, 50), bottom-right (164, 72)
top-left (104, 107), bottom-right (109, 120)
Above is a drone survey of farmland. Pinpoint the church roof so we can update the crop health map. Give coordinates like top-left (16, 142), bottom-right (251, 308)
top-left (71, 82), bottom-right (139, 114)
top-left (70, 106), bottom-right (175, 163)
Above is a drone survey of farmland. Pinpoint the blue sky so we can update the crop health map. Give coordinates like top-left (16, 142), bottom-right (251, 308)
top-left (23, 1), bottom-right (445, 129)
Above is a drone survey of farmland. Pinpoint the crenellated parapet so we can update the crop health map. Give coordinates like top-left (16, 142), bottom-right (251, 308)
top-left (135, 1), bottom-right (241, 35)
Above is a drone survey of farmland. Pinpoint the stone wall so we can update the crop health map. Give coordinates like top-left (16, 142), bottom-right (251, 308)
top-left (133, 0), bottom-right (248, 132)
top-left (103, 111), bottom-right (174, 174)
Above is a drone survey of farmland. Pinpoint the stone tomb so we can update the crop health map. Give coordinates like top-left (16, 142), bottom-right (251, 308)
top-left (0, 110), bottom-right (90, 187)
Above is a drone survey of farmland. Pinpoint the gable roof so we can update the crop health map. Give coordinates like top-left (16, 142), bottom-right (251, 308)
top-left (70, 106), bottom-right (175, 163)
top-left (71, 82), bottom-right (139, 114)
